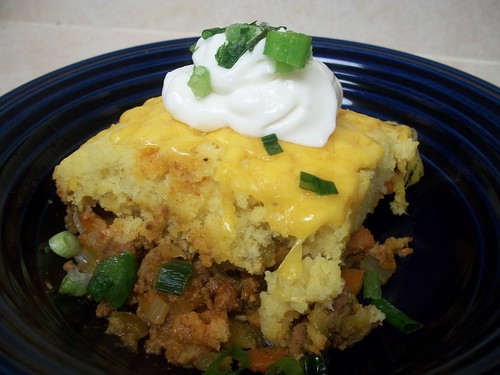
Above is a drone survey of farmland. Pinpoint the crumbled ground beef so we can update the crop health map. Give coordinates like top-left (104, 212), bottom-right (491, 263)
top-left (65, 207), bottom-right (413, 371)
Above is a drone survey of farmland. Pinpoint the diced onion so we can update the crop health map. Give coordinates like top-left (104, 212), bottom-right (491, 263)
top-left (139, 293), bottom-right (170, 325)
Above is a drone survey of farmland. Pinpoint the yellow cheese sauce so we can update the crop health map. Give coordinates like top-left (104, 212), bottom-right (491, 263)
top-left (110, 97), bottom-right (388, 240)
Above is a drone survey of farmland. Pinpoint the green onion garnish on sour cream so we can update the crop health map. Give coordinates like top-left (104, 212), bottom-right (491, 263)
top-left (187, 65), bottom-right (212, 99)
top-left (188, 22), bottom-right (313, 97)
top-left (162, 21), bottom-right (343, 148)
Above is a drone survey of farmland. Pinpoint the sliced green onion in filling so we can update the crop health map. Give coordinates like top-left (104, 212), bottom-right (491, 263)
top-left (299, 172), bottom-right (338, 195)
top-left (267, 357), bottom-right (304, 375)
top-left (261, 134), bottom-right (284, 155)
top-left (264, 30), bottom-right (312, 72)
top-left (204, 346), bottom-right (249, 375)
top-left (188, 65), bottom-right (212, 99)
top-left (362, 270), bottom-right (382, 300)
top-left (86, 252), bottom-right (138, 309)
top-left (302, 354), bottom-right (329, 375)
top-left (371, 298), bottom-right (423, 334)
top-left (48, 230), bottom-right (81, 258)
top-left (155, 260), bottom-right (193, 296)
top-left (58, 268), bottom-right (92, 297)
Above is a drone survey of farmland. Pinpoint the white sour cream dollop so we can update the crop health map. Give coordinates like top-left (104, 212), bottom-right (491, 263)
top-left (162, 32), bottom-right (343, 147)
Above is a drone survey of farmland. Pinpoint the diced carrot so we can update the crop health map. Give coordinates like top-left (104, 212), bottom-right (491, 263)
top-left (346, 226), bottom-right (375, 254)
top-left (248, 347), bottom-right (288, 373)
top-left (341, 268), bottom-right (365, 296)
top-left (384, 179), bottom-right (394, 194)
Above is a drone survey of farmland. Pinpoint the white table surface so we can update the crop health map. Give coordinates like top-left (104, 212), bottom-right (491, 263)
top-left (1, 0), bottom-right (499, 96)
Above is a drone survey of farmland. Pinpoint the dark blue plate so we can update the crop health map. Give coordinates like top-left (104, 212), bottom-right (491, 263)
top-left (0, 37), bottom-right (499, 375)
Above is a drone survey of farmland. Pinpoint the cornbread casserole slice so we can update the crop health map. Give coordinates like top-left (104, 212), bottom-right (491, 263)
top-left (53, 96), bottom-right (423, 368)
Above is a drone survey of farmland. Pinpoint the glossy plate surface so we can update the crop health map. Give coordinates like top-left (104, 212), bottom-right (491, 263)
top-left (0, 38), bottom-right (499, 374)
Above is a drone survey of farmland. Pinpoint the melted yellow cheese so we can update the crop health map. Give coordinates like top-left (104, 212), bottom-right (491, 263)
top-left (110, 97), bottom-right (388, 240)
top-left (55, 96), bottom-right (421, 351)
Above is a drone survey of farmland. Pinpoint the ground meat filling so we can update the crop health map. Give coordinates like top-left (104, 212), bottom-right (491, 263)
top-left (127, 242), bottom-right (266, 367)
top-left (344, 225), bottom-right (413, 284)
top-left (67, 205), bottom-right (414, 370)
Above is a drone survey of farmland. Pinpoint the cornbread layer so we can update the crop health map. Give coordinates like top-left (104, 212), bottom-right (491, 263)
top-left (53, 97), bottom-right (423, 354)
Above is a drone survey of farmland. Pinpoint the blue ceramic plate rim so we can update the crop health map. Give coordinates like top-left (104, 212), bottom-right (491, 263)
top-left (0, 37), bottom-right (499, 375)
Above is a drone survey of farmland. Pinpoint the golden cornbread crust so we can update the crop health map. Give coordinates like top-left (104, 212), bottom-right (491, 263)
top-left (53, 97), bottom-right (423, 369)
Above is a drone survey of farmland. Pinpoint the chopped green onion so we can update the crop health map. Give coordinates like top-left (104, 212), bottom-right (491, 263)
top-left (155, 260), bottom-right (193, 296)
top-left (371, 298), bottom-right (423, 334)
top-left (274, 61), bottom-right (296, 74)
top-left (48, 230), bottom-right (81, 258)
top-left (188, 65), bottom-right (212, 99)
top-left (213, 22), bottom-right (282, 69)
top-left (86, 252), bottom-right (138, 309)
top-left (264, 30), bottom-right (312, 72)
top-left (299, 172), bottom-right (338, 195)
top-left (225, 23), bottom-right (260, 44)
top-left (267, 357), bottom-right (304, 375)
top-left (362, 270), bottom-right (382, 300)
top-left (215, 23), bottom-right (261, 68)
top-left (199, 22), bottom-right (314, 73)
top-left (204, 346), bottom-right (249, 375)
top-left (58, 268), bottom-right (92, 297)
top-left (261, 134), bottom-right (284, 155)
top-left (202, 26), bottom-right (227, 39)
top-left (302, 354), bottom-right (329, 375)
top-left (216, 42), bottom-right (248, 69)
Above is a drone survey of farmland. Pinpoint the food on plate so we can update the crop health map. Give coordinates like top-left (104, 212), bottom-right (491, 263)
top-left (49, 22), bottom-right (424, 373)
